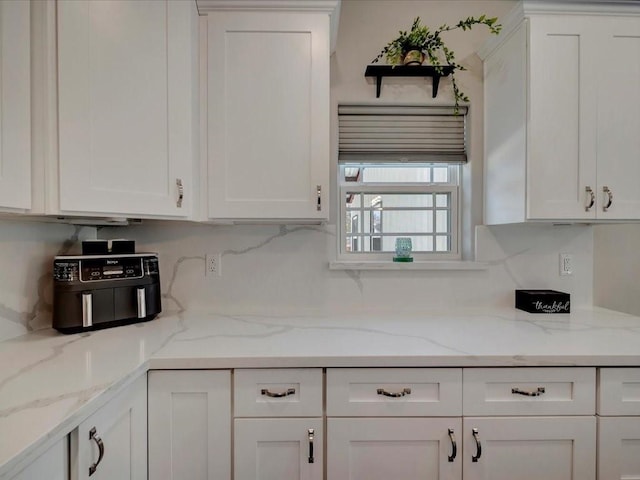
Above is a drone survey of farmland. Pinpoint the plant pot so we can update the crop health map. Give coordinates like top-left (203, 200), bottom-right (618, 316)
top-left (402, 49), bottom-right (425, 66)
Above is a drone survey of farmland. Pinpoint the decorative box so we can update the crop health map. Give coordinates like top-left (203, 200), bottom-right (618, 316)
top-left (515, 290), bottom-right (570, 314)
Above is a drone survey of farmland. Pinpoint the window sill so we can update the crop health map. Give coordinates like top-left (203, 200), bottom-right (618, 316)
top-left (329, 260), bottom-right (489, 271)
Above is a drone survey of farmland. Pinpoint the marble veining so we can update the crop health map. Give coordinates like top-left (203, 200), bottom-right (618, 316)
top-left (0, 222), bottom-right (96, 342)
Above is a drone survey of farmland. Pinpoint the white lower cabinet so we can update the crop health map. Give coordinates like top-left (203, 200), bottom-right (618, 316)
top-left (9, 438), bottom-right (68, 480)
top-left (69, 374), bottom-right (147, 480)
top-left (462, 417), bottom-right (596, 480)
top-left (327, 418), bottom-right (461, 480)
top-left (598, 368), bottom-right (640, 480)
top-left (147, 370), bottom-right (231, 480)
top-left (233, 368), bottom-right (323, 480)
top-left (234, 418), bottom-right (323, 480)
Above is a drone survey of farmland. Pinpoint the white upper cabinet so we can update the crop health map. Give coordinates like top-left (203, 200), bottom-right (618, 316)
top-left (56, 0), bottom-right (198, 218)
top-left (0, 1), bottom-right (31, 211)
top-left (482, 2), bottom-right (640, 224)
top-left (203, 1), bottom-right (338, 221)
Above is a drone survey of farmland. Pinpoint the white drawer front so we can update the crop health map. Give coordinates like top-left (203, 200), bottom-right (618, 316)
top-left (463, 367), bottom-right (596, 416)
top-left (599, 368), bottom-right (640, 415)
top-left (327, 368), bottom-right (462, 416)
top-left (234, 368), bottom-right (322, 417)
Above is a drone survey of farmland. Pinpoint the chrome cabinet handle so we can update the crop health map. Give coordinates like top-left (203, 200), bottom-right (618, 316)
top-left (88, 427), bottom-right (105, 476)
top-left (603, 186), bottom-right (613, 212)
top-left (176, 178), bottom-right (184, 208)
top-left (136, 287), bottom-right (146, 319)
top-left (377, 387), bottom-right (411, 397)
top-left (82, 292), bottom-right (93, 328)
top-left (261, 388), bottom-right (295, 398)
top-left (511, 386), bottom-right (546, 397)
top-left (447, 428), bottom-right (457, 462)
top-left (308, 428), bottom-right (315, 464)
top-left (316, 185), bottom-right (322, 211)
top-left (472, 428), bottom-right (482, 463)
top-left (585, 186), bottom-right (595, 211)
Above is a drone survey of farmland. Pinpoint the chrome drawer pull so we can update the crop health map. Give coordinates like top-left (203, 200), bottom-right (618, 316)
top-left (261, 388), bottom-right (295, 398)
top-left (88, 427), bottom-right (105, 476)
top-left (448, 428), bottom-right (457, 462)
top-left (472, 428), bottom-right (482, 462)
top-left (377, 387), bottom-right (411, 398)
top-left (511, 386), bottom-right (546, 397)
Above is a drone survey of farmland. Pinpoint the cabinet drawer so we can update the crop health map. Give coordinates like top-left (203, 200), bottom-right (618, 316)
top-left (463, 367), bottom-right (596, 416)
top-left (598, 368), bottom-right (640, 415)
top-left (326, 368), bottom-right (462, 416)
top-left (234, 368), bottom-right (322, 417)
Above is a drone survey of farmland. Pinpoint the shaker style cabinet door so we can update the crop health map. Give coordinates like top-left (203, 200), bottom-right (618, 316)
top-left (327, 418), bottom-right (462, 480)
top-left (57, 0), bottom-right (197, 218)
top-left (598, 417), bottom-right (640, 480)
top-left (526, 15), bottom-right (599, 221)
top-left (148, 370), bottom-right (231, 480)
top-left (0, 0), bottom-right (31, 211)
top-left (206, 11), bottom-right (330, 220)
top-left (595, 17), bottom-right (640, 220)
top-left (462, 416), bottom-right (596, 480)
top-left (70, 375), bottom-right (147, 480)
top-left (234, 418), bottom-right (323, 480)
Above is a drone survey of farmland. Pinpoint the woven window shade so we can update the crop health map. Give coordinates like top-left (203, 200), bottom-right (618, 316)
top-left (338, 105), bottom-right (468, 163)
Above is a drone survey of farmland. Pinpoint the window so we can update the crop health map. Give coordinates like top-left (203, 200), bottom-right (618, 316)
top-left (338, 104), bottom-right (467, 261)
top-left (340, 164), bottom-right (460, 260)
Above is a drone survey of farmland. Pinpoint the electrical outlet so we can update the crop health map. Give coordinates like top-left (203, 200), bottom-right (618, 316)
top-left (206, 253), bottom-right (222, 277)
top-left (559, 253), bottom-right (573, 276)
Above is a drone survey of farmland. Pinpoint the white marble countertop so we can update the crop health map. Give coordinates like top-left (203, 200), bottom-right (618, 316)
top-left (2, 306), bottom-right (640, 477)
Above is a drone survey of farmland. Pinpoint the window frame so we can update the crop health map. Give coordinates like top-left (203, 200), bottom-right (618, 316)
top-left (338, 165), bottom-right (461, 262)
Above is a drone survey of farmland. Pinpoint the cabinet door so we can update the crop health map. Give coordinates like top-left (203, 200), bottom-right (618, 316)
top-left (327, 418), bottom-right (462, 480)
top-left (207, 12), bottom-right (329, 220)
top-left (527, 15), bottom-right (598, 220)
top-left (596, 17), bottom-right (640, 220)
top-left (0, 0), bottom-right (30, 210)
top-left (598, 417), bottom-right (640, 480)
top-left (70, 375), bottom-right (146, 480)
top-left (9, 438), bottom-right (68, 480)
top-left (463, 417), bottom-right (595, 480)
top-left (57, 0), bottom-right (196, 217)
top-left (234, 418), bottom-right (322, 480)
top-left (148, 370), bottom-right (231, 480)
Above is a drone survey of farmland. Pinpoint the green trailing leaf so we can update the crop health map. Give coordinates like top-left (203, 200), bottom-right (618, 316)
top-left (371, 15), bottom-right (502, 109)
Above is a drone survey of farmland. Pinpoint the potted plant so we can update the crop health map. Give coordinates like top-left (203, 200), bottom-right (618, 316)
top-left (372, 16), bottom-right (502, 109)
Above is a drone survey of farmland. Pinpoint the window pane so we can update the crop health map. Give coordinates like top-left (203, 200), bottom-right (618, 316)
top-left (362, 193), bottom-right (433, 208)
top-left (346, 212), bottom-right (360, 234)
top-left (384, 211), bottom-right (433, 233)
top-left (436, 210), bottom-right (449, 233)
top-left (346, 193), bottom-right (361, 208)
top-left (435, 235), bottom-right (450, 252)
top-left (413, 236), bottom-right (434, 252)
top-left (432, 167), bottom-right (449, 183)
top-left (362, 167), bottom-right (431, 183)
top-left (436, 194), bottom-right (449, 207)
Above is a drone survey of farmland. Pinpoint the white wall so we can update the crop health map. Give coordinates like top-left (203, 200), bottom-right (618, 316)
top-left (0, 220), bottom-right (95, 341)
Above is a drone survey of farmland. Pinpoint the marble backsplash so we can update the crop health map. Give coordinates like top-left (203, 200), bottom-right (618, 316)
top-left (0, 219), bottom-right (593, 342)
top-left (0, 219), bottom-right (95, 342)
top-left (97, 222), bottom-right (594, 317)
